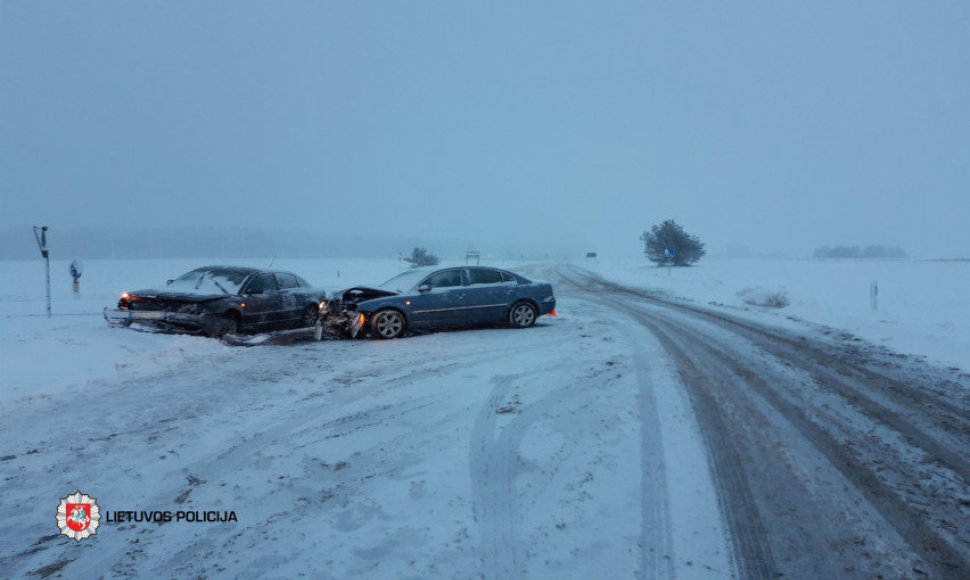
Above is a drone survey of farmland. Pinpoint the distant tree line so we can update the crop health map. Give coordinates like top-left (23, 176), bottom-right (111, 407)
top-left (813, 245), bottom-right (908, 259)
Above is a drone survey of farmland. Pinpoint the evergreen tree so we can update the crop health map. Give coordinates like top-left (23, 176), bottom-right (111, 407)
top-left (403, 247), bottom-right (440, 268)
top-left (640, 219), bottom-right (706, 266)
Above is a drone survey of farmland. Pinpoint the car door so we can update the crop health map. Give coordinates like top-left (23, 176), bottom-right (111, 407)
top-left (406, 269), bottom-right (465, 328)
top-left (240, 273), bottom-right (282, 330)
top-left (274, 272), bottom-right (303, 328)
top-left (462, 268), bottom-right (509, 323)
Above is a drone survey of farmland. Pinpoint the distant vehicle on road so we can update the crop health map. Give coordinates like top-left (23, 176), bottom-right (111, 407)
top-left (104, 266), bottom-right (326, 337)
top-left (321, 266), bottom-right (556, 339)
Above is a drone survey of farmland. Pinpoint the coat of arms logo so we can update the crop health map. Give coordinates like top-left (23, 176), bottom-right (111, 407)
top-left (56, 491), bottom-right (101, 541)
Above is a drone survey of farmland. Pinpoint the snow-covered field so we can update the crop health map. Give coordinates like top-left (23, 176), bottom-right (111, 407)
top-left (589, 256), bottom-right (970, 372)
top-left (1, 257), bottom-right (967, 579)
top-left (1, 258), bottom-right (444, 404)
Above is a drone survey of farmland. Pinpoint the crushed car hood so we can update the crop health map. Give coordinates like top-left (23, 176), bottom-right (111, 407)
top-left (128, 289), bottom-right (230, 303)
top-left (331, 287), bottom-right (399, 305)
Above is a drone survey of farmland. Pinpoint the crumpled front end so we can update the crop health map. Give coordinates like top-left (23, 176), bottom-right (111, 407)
top-left (317, 287), bottom-right (396, 339)
top-left (319, 307), bottom-right (366, 339)
top-left (103, 305), bottom-right (231, 336)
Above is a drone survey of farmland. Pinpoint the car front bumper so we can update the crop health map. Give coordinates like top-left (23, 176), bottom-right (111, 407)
top-left (103, 307), bottom-right (225, 334)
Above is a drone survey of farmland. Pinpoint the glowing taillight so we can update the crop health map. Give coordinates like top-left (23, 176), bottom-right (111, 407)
top-left (548, 309), bottom-right (557, 317)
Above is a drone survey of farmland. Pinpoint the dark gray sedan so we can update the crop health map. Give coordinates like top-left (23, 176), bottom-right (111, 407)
top-left (321, 266), bottom-right (557, 339)
top-left (104, 266), bottom-right (326, 337)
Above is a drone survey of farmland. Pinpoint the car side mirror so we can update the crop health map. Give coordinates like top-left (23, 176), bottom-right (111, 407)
top-left (418, 283), bottom-right (432, 293)
top-left (166, 280), bottom-right (174, 285)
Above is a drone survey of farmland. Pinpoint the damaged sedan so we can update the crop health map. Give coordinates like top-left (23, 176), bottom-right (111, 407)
top-left (320, 266), bottom-right (556, 339)
top-left (104, 266), bottom-right (326, 337)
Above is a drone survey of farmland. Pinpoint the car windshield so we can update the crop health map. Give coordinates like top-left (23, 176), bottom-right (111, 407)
top-left (377, 269), bottom-right (435, 293)
top-left (169, 268), bottom-right (250, 295)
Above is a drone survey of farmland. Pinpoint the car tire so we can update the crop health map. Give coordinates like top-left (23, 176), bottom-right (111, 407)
top-left (508, 301), bottom-right (537, 328)
top-left (221, 312), bottom-right (240, 337)
top-left (371, 309), bottom-right (406, 339)
top-left (303, 304), bottom-right (319, 327)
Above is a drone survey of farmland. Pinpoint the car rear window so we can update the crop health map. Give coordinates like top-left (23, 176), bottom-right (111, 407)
top-left (468, 269), bottom-right (503, 285)
top-left (500, 271), bottom-right (517, 284)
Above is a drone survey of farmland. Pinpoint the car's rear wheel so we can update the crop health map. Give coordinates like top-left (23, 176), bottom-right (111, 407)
top-left (508, 302), bottom-right (537, 328)
top-left (371, 309), bottom-right (405, 339)
top-left (303, 304), bottom-right (319, 327)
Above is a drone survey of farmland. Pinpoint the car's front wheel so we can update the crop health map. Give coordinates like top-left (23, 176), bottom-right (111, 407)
top-left (221, 310), bottom-right (242, 336)
top-left (209, 311), bottom-right (240, 338)
top-left (508, 302), bottom-right (537, 328)
top-left (303, 304), bottom-right (319, 327)
top-left (371, 309), bottom-right (406, 339)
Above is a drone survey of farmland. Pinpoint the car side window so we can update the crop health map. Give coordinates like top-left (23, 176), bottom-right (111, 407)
top-left (247, 274), bottom-right (278, 294)
top-left (468, 268), bottom-right (503, 285)
top-left (424, 270), bottom-right (462, 289)
top-left (500, 271), bottom-right (517, 284)
top-left (275, 273), bottom-right (299, 289)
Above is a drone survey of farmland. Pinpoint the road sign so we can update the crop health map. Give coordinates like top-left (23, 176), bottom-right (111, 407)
top-left (664, 249), bottom-right (674, 259)
top-left (33, 226), bottom-right (52, 317)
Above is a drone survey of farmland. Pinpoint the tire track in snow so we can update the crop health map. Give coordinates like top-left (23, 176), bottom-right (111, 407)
top-left (558, 265), bottom-right (970, 580)
top-left (468, 353), bottom-right (624, 580)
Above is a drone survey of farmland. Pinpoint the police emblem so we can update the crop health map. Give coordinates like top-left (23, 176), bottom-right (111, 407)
top-left (56, 491), bottom-right (100, 541)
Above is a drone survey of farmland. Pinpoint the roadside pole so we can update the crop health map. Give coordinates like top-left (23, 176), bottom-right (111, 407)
top-left (33, 226), bottom-right (51, 318)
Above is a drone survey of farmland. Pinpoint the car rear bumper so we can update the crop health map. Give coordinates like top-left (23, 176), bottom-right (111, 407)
top-left (539, 296), bottom-right (556, 315)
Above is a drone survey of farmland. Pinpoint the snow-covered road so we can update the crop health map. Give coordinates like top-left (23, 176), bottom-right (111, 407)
top-left (1, 265), bottom-right (967, 579)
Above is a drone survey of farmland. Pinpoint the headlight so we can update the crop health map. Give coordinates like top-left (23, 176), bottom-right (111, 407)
top-left (350, 313), bottom-right (366, 338)
top-left (319, 300), bottom-right (328, 311)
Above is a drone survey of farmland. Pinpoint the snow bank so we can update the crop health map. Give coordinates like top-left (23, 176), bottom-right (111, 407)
top-left (589, 257), bottom-right (970, 372)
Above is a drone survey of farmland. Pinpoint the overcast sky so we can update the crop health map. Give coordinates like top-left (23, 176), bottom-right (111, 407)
top-left (2, 1), bottom-right (968, 258)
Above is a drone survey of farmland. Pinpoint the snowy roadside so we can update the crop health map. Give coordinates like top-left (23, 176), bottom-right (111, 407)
top-left (584, 256), bottom-right (970, 373)
top-left (0, 257), bottom-right (530, 405)
top-left (0, 273), bottom-right (731, 579)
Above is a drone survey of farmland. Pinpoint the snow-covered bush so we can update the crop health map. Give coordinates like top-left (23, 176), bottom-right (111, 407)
top-left (737, 287), bottom-right (790, 308)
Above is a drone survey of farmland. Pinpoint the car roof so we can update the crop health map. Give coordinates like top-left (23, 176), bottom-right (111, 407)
top-left (193, 266), bottom-right (262, 275)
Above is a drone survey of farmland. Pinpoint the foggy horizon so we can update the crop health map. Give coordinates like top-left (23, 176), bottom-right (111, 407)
top-left (3, 2), bottom-right (968, 259)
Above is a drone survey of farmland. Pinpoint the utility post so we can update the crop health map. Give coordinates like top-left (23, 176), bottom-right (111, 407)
top-left (33, 226), bottom-right (51, 318)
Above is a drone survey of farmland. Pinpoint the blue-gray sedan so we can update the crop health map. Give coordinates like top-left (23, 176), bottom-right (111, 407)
top-left (320, 266), bottom-right (556, 339)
